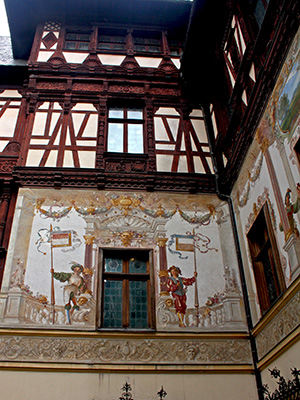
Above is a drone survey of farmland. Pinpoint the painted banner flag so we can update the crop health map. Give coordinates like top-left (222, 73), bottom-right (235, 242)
top-left (175, 234), bottom-right (194, 252)
top-left (51, 230), bottom-right (72, 248)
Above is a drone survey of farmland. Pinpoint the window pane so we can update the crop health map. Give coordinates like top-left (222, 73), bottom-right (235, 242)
top-left (109, 108), bottom-right (124, 118)
top-left (113, 44), bottom-right (126, 51)
top-left (254, 0), bottom-right (266, 27)
top-left (79, 34), bottom-right (90, 41)
top-left (128, 109), bottom-right (143, 119)
top-left (103, 280), bottom-right (123, 328)
top-left (129, 258), bottom-right (147, 273)
top-left (107, 123), bottom-right (123, 152)
top-left (66, 33), bottom-right (77, 40)
top-left (129, 281), bottom-right (148, 328)
top-left (149, 46), bottom-right (161, 53)
top-left (98, 43), bottom-right (111, 50)
top-left (65, 42), bottom-right (76, 50)
top-left (128, 124), bottom-right (143, 153)
top-left (105, 258), bottom-right (123, 273)
top-left (134, 45), bottom-right (146, 52)
top-left (260, 249), bottom-right (279, 306)
top-left (79, 42), bottom-right (89, 50)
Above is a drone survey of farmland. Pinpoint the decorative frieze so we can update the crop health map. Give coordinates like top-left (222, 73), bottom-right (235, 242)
top-left (255, 287), bottom-right (300, 360)
top-left (0, 334), bottom-right (252, 365)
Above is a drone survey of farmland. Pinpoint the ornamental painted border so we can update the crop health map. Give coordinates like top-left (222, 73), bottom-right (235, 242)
top-left (255, 288), bottom-right (300, 360)
top-left (0, 336), bottom-right (252, 365)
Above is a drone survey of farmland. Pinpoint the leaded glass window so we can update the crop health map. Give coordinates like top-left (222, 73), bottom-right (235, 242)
top-left (98, 35), bottom-right (126, 52)
top-left (102, 250), bottom-right (153, 329)
top-left (64, 32), bottom-right (90, 50)
top-left (132, 30), bottom-right (162, 55)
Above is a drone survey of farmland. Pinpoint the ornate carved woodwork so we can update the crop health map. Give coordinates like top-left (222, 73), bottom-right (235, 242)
top-left (181, 0), bottom-right (300, 194)
top-left (1, 0), bottom-right (297, 199)
top-left (218, 0), bottom-right (300, 193)
top-left (103, 153), bottom-right (148, 173)
top-left (12, 167), bottom-right (216, 193)
top-left (0, 182), bottom-right (18, 284)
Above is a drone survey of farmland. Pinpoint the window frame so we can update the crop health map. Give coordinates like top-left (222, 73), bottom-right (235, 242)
top-left (97, 28), bottom-right (127, 53)
top-left (132, 31), bottom-right (163, 55)
top-left (106, 105), bottom-right (146, 154)
top-left (95, 27), bottom-right (182, 57)
top-left (64, 31), bottom-right (91, 51)
top-left (98, 249), bottom-right (155, 331)
top-left (247, 203), bottom-right (286, 314)
top-left (293, 136), bottom-right (300, 175)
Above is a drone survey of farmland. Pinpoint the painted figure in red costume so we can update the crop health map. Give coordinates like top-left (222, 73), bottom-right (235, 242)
top-left (167, 265), bottom-right (197, 327)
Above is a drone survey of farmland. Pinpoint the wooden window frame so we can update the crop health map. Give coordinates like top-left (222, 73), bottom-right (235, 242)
top-left (97, 31), bottom-right (127, 53)
top-left (64, 31), bottom-right (91, 51)
top-left (106, 106), bottom-right (145, 154)
top-left (95, 27), bottom-right (181, 57)
top-left (292, 135), bottom-right (300, 176)
top-left (98, 249), bottom-right (155, 330)
top-left (247, 203), bottom-right (286, 314)
top-left (133, 33), bottom-right (162, 55)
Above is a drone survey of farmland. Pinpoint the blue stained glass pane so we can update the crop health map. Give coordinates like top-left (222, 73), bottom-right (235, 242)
top-left (105, 258), bottom-right (123, 273)
top-left (107, 123), bottom-right (123, 152)
top-left (129, 280), bottom-right (148, 328)
top-left (128, 124), bottom-right (143, 153)
top-left (103, 280), bottom-right (122, 328)
top-left (129, 259), bottom-right (147, 273)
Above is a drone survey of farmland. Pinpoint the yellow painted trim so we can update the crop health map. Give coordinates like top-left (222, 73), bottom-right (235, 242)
top-left (0, 362), bottom-right (255, 374)
top-left (252, 275), bottom-right (300, 337)
top-left (0, 328), bottom-right (249, 340)
top-left (257, 325), bottom-right (300, 370)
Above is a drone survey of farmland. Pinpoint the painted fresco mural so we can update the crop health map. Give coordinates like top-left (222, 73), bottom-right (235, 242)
top-left (232, 27), bottom-right (300, 322)
top-left (0, 188), bottom-right (246, 331)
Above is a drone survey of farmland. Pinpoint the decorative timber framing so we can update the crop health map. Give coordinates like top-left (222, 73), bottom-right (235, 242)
top-left (12, 167), bottom-right (215, 193)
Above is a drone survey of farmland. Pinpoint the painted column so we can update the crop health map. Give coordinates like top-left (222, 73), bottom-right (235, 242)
top-left (83, 234), bottom-right (95, 292)
top-left (276, 139), bottom-right (300, 226)
top-left (157, 237), bottom-right (169, 295)
top-left (0, 185), bottom-right (11, 247)
top-left (260, 139), bottom-right (290, 234)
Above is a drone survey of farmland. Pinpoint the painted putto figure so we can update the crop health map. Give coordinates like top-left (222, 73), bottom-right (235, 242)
top-left (53, 262), bottom-right (86, 323)
top-left (167, 265), bottom-right (197, 327)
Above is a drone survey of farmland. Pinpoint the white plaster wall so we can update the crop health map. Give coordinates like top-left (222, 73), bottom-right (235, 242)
top-left (0, 371), bottom-right (259, 400)
top-left (260, 340), bottom-right (300, 394)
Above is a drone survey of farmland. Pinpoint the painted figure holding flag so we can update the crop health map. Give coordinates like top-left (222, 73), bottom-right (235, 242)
top-left (52, 262), bottom-right (86, 324)
top-left (167, 265), bottom-right (197, 327)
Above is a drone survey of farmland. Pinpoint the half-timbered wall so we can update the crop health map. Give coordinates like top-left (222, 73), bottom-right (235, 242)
top-left (154, 108), bottom-right (213, 174)
top-left (0, 90), bottom-right (22, 152)
top-left (25, 102), bottom-right (98, 168)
